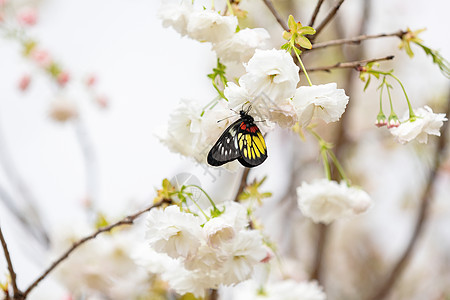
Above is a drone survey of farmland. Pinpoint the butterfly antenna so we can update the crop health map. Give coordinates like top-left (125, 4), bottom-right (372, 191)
top-left (217, 114), bottom-right (235, 123)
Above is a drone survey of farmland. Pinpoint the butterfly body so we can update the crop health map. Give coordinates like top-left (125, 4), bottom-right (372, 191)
top-left (207, 110), bottom-right (267, 168)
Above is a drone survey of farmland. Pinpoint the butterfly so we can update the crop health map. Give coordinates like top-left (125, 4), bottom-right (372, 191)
top-left (207, 108), bottom-right (267, 168)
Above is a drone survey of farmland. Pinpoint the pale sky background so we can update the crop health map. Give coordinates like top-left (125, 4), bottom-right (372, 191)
top-left (0, 0), bottom-right (449, 298)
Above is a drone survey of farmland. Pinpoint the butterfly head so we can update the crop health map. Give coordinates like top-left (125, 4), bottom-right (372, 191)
top-left (239, 109), bottom-right (254, 123)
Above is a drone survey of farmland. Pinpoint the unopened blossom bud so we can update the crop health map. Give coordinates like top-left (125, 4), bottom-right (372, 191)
top-left (17, 7), bottom-right (37, 26)
top-left (49, 98), bottom-right (78, 122)
top-left (31, 49), bottom-right (52, 68)
top-left (86, 74), bottom-right (97, 86)
top-left (57, 71), bottom-right (70, 86)
top-left (387, 114), bottom-right (400, 128)
top-left (18, 74), bottom-right (31, 91)
top-left (375, 112), bottom-right (387, 127)
top-left (95, 95), bottom-right (109, 108)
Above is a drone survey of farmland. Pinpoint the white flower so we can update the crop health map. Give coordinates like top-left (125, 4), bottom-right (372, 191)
top-left (163, 267), bottom-right (212, 298)
top-left (187, 10), bottom-right (238, 43)
top-left (184, 243), bottom-right (226, 272)
top-left (390, 105), bottom-right (447, 144)
top-left (158, 1), bottom-right (193, 36)
top-left (203, 201), bottom-right (249, 248)
top-left (264, 98), bottom-right (298, 128)
top-left (146, 205), bottom-right (203, 258)
top-left (239, 49), bottom-right (299, 103)
top-left (220, 230), bottom-right (266, 285)
top-left (53, 225), bottom-right (150, 299)
top-left (223, 83), bottom-right (297, 129)
top-left (292, 83), bottom-right (349, 127)
top-left (267, 280), bottom-right (326, 300)
top-left (223, 279), bottom-right (326, 300)
top-left (200, 101), bottom-right (236, 147)
top-left (159, 99), bottom-right (203, 158)
top-left (213, 28), bottom-right (270, 64)
top-left (297, 179), bottom-right (372, 224)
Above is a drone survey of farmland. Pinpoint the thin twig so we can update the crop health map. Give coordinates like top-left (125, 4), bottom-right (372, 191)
top-left (0, 226), bottom-right (22, 298)
top-left (234, 168), bottom-right (251, 202)
top-left (0, 122), bottom-right (49, 246)
top-left (261, 0), bottom-right (289, 32)
top-left (309, 0), bottom-right (325, 27)
top-left (313, 0), bottom-right (346, 40)
top-left (369, 90), bottom-right (450, 300)
top-left (22, 199), bottom-right (170, 298)
top-left (310, 223), bottom-right (328, 281)
top-left (303, 55), bottom-right (395, 73)
top-left (311, 30), bottom-right (405, 50)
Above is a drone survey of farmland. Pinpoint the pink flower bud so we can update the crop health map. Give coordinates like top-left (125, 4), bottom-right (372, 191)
top-left (57, 71), bottom-right (70, 86)
top-left (95, 95), bottom-right (109, 108)
top-left (86, 74), bottom-right (97, 86)
top-left (387, 115), bottom-right (400, 129)
top-left (17, 7), bottom-right (37, 26)
top-left (18, 74), bottom-right (31, 91)
top-left (374, 112), bottom-right (387, 127)
top-left (31, 49), bottom-right (52, 68)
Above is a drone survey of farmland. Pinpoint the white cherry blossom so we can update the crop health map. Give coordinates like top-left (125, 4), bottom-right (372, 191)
top-left (390, 105), bottom-right (447, 144)
top-left (187, 10), bottom-right (238, 43)
top-left (158, 1), bottom-right (193, 36)
top-left (213, 28), bottom-right (270, 64)
top-left (239, 49), bottom-right (299, 102)
top-left (297, 179), bottom-right (372, 224)
top-left (292, 83), bottom-right (349, 127)
top-left (146, 205), bottom-right (203, 258)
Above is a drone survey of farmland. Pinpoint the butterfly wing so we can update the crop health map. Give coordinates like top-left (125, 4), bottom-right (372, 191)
top-left (207, 119), bottom-right (242, 166)
top-left (236, 122), bottom-right (267, 168)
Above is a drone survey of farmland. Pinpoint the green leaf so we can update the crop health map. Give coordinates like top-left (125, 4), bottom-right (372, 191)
top-left (293, 46), bottom-right (302, 55)
top-left (296, 35), bottom-right (312, 49)
top-left (363, 76), bottom-right (371, 91)
top-left (281, 43), bottom-right (290, 50)
top-left (298, 26), bottom-right (316, 36)
top-left (287, 15), bottom-right (296, 31)
top-left (415, 42), bottom-right (450, 78)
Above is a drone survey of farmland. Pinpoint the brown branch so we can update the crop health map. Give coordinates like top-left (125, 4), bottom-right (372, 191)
top-left (309, 0), bottom-right (325, 27)
top-left (234, 168), bottom-right (251, 202)
top-left (302, 55), bottom-right (395, 73)
top-left (309, 1), bottom-right (372, 285)
top-left (369, 90), bottom-right (450, 300)
top-left (310, 223), bottom-right (328, 281)
top-left (0, 226), bottom-right (23, 299)
top-left (22, 199), bottom-right (170, 298)
top-left (261, 0), bottom-right (289, 32)
top-left (311, 30), bottom-right (405, 50)
top-left (313, 0), bottom-right (346, 40)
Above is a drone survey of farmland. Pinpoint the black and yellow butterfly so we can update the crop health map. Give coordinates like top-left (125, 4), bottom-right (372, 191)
top-left (207, 109), bottom-right (267, 168)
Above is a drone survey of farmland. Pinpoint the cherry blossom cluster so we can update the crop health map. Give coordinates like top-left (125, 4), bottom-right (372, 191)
top-left (141, 201), bottom-right (267, 298)
top-left (157, 3), bottom-right (365, 171)
top-left (52, 223), bottom-right (152, 299)
top-left (158, 1), bottom-right (270, 64)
